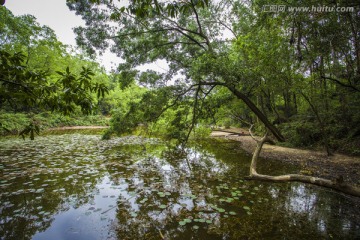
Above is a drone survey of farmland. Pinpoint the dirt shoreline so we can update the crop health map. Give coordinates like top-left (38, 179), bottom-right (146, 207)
top-left (47, 126), bottom-right (109, 130)
top-left (211, 128), bottom-right (360, 187)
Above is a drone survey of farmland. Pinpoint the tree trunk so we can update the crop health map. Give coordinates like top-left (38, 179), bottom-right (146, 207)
top-left (225, 85), bottom-right (286, 142)
top-left (247, 129), bottom-right (360, 198)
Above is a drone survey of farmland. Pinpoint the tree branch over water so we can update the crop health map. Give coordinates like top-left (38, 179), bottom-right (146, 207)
top-left (246, 126), bottom-right (360, 198)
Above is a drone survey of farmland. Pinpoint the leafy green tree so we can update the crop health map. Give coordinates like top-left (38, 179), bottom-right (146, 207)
top-left (65, 0), bottom-right (360, 196)
top-left (0, 7), bottom-right (112, 138)
top-left (0, 49), bottom-right (109, 114)
top-left (66, 0), bottom-right (286, 141)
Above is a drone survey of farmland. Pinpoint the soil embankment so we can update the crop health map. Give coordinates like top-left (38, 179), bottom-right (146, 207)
top-left (48, 126), bottom-right (109, 130)
top-left (211, 128), bottom-right (360, 187)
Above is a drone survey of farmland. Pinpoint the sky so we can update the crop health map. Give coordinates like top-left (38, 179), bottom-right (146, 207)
top-left (4, 0), bottom-right (122, 71)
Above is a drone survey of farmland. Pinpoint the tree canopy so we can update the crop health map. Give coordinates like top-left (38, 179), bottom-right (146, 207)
top-left (66, 0), bottom-right (359, 148)
top-left (0, 7), bottom-right (110, 137)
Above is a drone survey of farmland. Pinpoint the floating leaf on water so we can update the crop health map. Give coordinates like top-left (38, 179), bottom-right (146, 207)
top-left (254, 187), bottom-right (259, 191)
top-left (159, 205), bottom-right (167, 209)
top-left (184, 218), bottom-right (192, 223)
top-left (224, 214), bottom-right (228, 218)
top-left (218, 208), bottom-right (225, 213)
top-left (179, 221), bottom-right (186, 226)
top-left (198, 219), bottom-right (205, 223)
top-left (206, 220), bottom-right (212, 224)
top-left (247, 211), bottom-right (252, 215)
top-left (140, 198), bottom-right (148, 204)
top-left (229, 211), bottom-right (236, 215)
top-left (36, 188), bottom-right (44, 193)
top-left (193, 225), bottom-right (199, 229)
top-left (243, 206), bottom-right (250, 211)
top-left (130, 212), bottom-right (138, 217)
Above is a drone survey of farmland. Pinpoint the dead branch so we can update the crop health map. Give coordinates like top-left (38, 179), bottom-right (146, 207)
top-left (247, 127), bottom-right (360, 197)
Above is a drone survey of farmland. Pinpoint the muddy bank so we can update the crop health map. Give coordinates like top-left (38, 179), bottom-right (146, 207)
top-left (211, 129), bottom-right (360, 188)
top-left (47, 126), bottom-right (109, 130)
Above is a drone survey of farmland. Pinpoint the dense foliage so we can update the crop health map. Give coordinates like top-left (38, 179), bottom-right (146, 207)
top-left (65, 0), bottom-right (360, 154)
top-left (0, 7), bottom-right (110, 137)
top-left (1, 1), bottom-right (359, 154)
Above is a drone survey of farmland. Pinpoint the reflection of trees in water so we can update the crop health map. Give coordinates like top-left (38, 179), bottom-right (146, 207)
top-left (0, 135), bottom-right (106, 239)
top-left (262, 183), bottom-right (360, 239)
top-left (105, 142), bottom-right (224, 239)
top-left (1, 136), bottom-right (359, 239)
top-left (106, 139), bottom-right (360, 239)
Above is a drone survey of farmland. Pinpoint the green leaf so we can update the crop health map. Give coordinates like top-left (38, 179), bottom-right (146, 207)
top-left (243, 206), bottom-right (250, 211)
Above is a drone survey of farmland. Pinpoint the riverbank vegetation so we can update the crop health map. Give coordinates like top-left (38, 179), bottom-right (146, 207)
top-left (65, 0), bottom-right (360, 156)
top-left (1, 1), bottom-right (360, 195)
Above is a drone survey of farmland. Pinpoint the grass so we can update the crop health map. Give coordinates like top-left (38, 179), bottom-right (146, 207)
top-left (0, 111), bottom-right (109, 136)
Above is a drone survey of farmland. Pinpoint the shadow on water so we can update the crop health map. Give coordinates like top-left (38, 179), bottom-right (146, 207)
top-left (0, 131), bottom-right (359, 239)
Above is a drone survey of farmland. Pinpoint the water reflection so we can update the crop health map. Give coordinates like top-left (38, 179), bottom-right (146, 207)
top-left (0, 133), bottom-right (359, 239)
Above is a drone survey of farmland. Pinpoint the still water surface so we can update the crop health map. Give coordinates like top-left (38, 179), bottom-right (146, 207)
top-left (0, 130), bottom-right (359, 239)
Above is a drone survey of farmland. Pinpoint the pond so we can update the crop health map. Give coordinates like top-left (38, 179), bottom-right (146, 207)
top-left (0, 130), bottom-right (359, 239)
